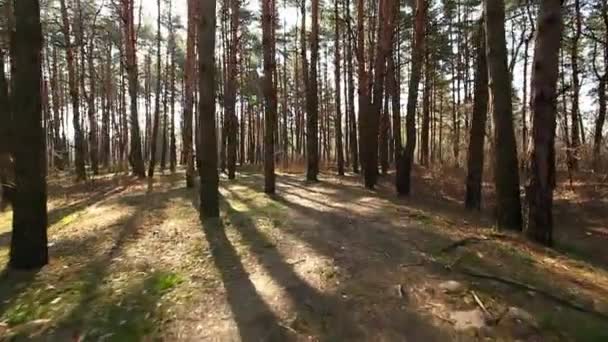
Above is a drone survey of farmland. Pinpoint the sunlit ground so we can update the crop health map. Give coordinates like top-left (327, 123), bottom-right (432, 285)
top-left (0, 168), bottom-right (607, 341)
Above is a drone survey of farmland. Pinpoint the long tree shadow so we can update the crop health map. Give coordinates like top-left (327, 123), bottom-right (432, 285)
top-left (227, 173), bottom-right (608, 339)
top-left (0, 177), bottom-right (133, 250)
top-left (189, 192), bottom-right (289, 341)
top-left (220, 185), bottom-right (450, 340)
top-left (0, 181), bottom-right (186, 340)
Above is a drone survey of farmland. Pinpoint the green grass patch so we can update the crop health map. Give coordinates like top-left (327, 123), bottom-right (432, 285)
top-left (151, 272), bottom-right (184, 294)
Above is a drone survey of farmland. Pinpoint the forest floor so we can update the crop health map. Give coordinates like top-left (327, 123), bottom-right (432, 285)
top-left (0, 166), bottom-right (607, 341)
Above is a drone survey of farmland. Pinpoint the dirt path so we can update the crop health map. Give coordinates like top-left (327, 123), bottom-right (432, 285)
top-left (0, 170), bottom-right (607, 341)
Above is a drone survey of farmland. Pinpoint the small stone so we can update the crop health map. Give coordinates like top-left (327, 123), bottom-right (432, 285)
top-left (504, 307), bottom-right (537, 327)
top-left (439, 280), bottom-right (467, 294)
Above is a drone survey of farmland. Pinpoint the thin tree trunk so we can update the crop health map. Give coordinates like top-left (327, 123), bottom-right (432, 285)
top-left (148, 0), bottom-right (162, 178)
top-left (335, 0), bottom-right (345, 176)
top-left (346, 0), bottom-right (358, 174)
top-left (184, 0), bottom-right (197, 187)
top-left (226, 0), bottom-right (239, 179)
top-left (570, 0), bottom-right (582, 170)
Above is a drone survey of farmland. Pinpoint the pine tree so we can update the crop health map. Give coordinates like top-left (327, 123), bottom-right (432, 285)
top-left (10, 0), bottom-right (48, 270)
top-left (524, 0), bottom-right (562, 246)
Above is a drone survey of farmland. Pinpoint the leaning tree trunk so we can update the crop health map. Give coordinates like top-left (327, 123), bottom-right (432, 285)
top-left (198, 0), bottom-right (219, 218)
top-left (10, 0), bottom-right (48, 270)
top-left (465, 19), bottom-right (489, 210)
top-left (396, 0), bottom-right (426, 196)
top-left (263, 0), bottom-right (277, 193)
top-left (484, 0), bottom-right (522, 230)
top-left (524, 0), bottom-right (562, 246)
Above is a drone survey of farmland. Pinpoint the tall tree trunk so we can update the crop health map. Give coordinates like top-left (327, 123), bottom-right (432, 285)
top-left (226, 0), bottom-right (239, 180)
top-left (50, 47), bottom-right (64, 170)
top-left (356, 0), bottom-right (370, 181)
top-left (304, 0), bottom-right (320, 181)
top-left (396, 0), bottom-right (426, 196)
top-left (369, 0), bottom-right (396, 184)
top-left (184, 0), bottom-right (197, 187)
top-left (102, 44), bottom-right (112, 168)
top-left (0, 50), bottom-right (10, 154)
top-left (421, 44), bottom-right (431, 167)
top-left (122, 0), bottom-right (145, 177)
top-left (389, 31), bottom-right (401, 168)
top-left (334, 0), bottom-right (345, 176)
top-left (465, 19), bottom-right (489, 210)
top-left (10, 0), bottom-right (48, 270)
top-left (59, 0), bottom-right (86, 181)
top-left (83, 3), bottom-right (99, 176)
top-left (346, 0), bottom-right (359, 173)
top-left (485, 0), bottom-right (523, 230)
top-left (169, 5), bottom-right (177, 173)
top-left (263, 0), bottom-right (277, 193)
top-left (570, 0), bottom-right (582, 170)
top-left (524, 0), bottom-right (562, 246)
top-left (148, 0), bottom-right (162, 178)
top-left (593, 8), bottom-right (608, 172)
top-left (199, 0), bottom-right (219, 218)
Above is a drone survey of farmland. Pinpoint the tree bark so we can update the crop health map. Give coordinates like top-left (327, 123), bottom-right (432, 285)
top-left (335, 0), bottom-right (345, 176)
top-left (122, 0), bottom-right (145, 177)
top-left (148, 0), bottom-right (162, 178)
top-left (184, 0), bottom-right (197, 187)
top-left (10, 0), bottom-right (48, 270)
top-left (59, 0), bottom-right (86, 181)
top-left (198, 0), bottom-right (219, 218)
top-left (524, 0), bottom-right (562, 246)
top-left (356, 0), bottom-right (370, 181)
top-left (570, 0), bottom-right (582, 170)
top-left (305, 0), bottom-right (320, 181)
top-left (346, 0), bottom-right (358, 173)
top-left (484, 0), bottom-right (522, 230)
top-left (263, 0), bottom-right (277, 193)
top-left (465, 19), bottom-right (489, 210)
top-left (397, 0), bottom-right (426, 196)
top-left (226, 0), bottom-right (239, 179)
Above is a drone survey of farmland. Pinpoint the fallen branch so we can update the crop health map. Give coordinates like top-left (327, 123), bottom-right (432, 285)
top-left (458, 267), bottom-right (608, 321)
top-left (438, 237), bottom-right (490, 254)
top-left (471, 290), bottom-right (492, 321)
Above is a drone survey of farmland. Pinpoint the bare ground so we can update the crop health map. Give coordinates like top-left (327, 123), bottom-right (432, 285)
top-left (0, 166), bottom-right (607, 341)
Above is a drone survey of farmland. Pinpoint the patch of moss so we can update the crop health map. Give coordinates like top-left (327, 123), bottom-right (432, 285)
top-left (539, 311), bottom-right (608, 342)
